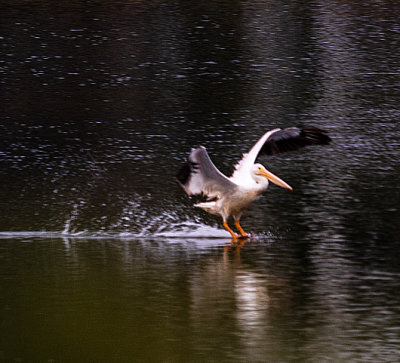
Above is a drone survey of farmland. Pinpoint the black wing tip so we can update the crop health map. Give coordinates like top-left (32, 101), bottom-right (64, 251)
top-left (300, 126), bottom-right (332, 145)
top-left (261, 125), bottom-right (332, 155)
top-left (176, 158), bottom-right (199, 186)
top-left (176, 159), bottom-right (192, 185)
top-left (176, 146), bottom-right (205, 187)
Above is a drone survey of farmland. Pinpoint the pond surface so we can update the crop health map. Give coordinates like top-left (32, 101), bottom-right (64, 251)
top-left (1, 0), bottom-right (400, 362)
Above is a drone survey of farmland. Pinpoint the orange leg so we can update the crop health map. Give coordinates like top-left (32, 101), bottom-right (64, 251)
top-left (223, 221), bottom-right (240, 239)
top-left (234, 220), bottom-right (249, 238)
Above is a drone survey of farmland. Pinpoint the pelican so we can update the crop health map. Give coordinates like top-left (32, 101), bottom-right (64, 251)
top-left (177, 126), bottom-right (331, 239)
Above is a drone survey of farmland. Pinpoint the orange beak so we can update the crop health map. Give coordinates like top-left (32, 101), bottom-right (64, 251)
top-left (261, 169), bottom-right (293, 191)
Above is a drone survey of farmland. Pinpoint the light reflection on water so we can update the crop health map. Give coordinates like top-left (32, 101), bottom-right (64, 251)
top-left (1, 235), bottom-right (399, 362)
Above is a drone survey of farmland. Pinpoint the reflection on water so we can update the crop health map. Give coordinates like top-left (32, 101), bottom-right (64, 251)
top-left (1, 0), bottom-right (400, 361)
top-left (0, 235), bottom-right (399, 362)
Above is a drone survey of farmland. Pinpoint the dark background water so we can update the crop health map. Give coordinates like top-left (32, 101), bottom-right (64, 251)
top-left (1, 0), bottom-right (400, 362)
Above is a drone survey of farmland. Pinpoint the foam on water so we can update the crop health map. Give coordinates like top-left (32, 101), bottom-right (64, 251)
top-left (144, 219), bottom-right (230, 238)
top-left (0, 221), bottom-right (231, 240)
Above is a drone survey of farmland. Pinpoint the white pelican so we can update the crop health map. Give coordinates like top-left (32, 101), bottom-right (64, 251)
top-left (177, 126), bottom-right (331, 239)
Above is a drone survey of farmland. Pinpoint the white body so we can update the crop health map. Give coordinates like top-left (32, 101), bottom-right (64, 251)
top-left (195, 165), bottom-right (270, 222)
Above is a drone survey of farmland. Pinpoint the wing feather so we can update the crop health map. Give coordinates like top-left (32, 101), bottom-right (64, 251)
top-left (230, 126), bottom-right (331, 185)
top-left (261, 126), bottom-right (331, 155)
top-left (230, 128), bottom-right (280, 185)
top-left (177, 146), bottom-right (237, 199)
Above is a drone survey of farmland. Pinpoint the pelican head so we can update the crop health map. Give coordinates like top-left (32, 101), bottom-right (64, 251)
top-left (252, 163), bottom-right (293, 190)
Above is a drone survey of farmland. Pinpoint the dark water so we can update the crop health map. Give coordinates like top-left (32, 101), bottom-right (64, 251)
top-left (1, 0), bottom-right (400, 361)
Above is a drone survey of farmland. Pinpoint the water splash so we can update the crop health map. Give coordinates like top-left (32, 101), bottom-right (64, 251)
top-left (0, 195), bottom-right (262, 240)
top-left (0, 213), bottom-right (230, 240)
top-left (0, 224), bottom-right (229, 240)
top-left (107, 197), bottom-right (231, 238)
top-left (62, 202), bottom-right (88, 235)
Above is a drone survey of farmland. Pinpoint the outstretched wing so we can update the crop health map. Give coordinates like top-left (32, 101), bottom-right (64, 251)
top-left (260, 126), bottom-right (331, 155)
top-left (230, 126), bottom-right (331, 185)
top-left (177, 146), bottom-right (237, 199)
